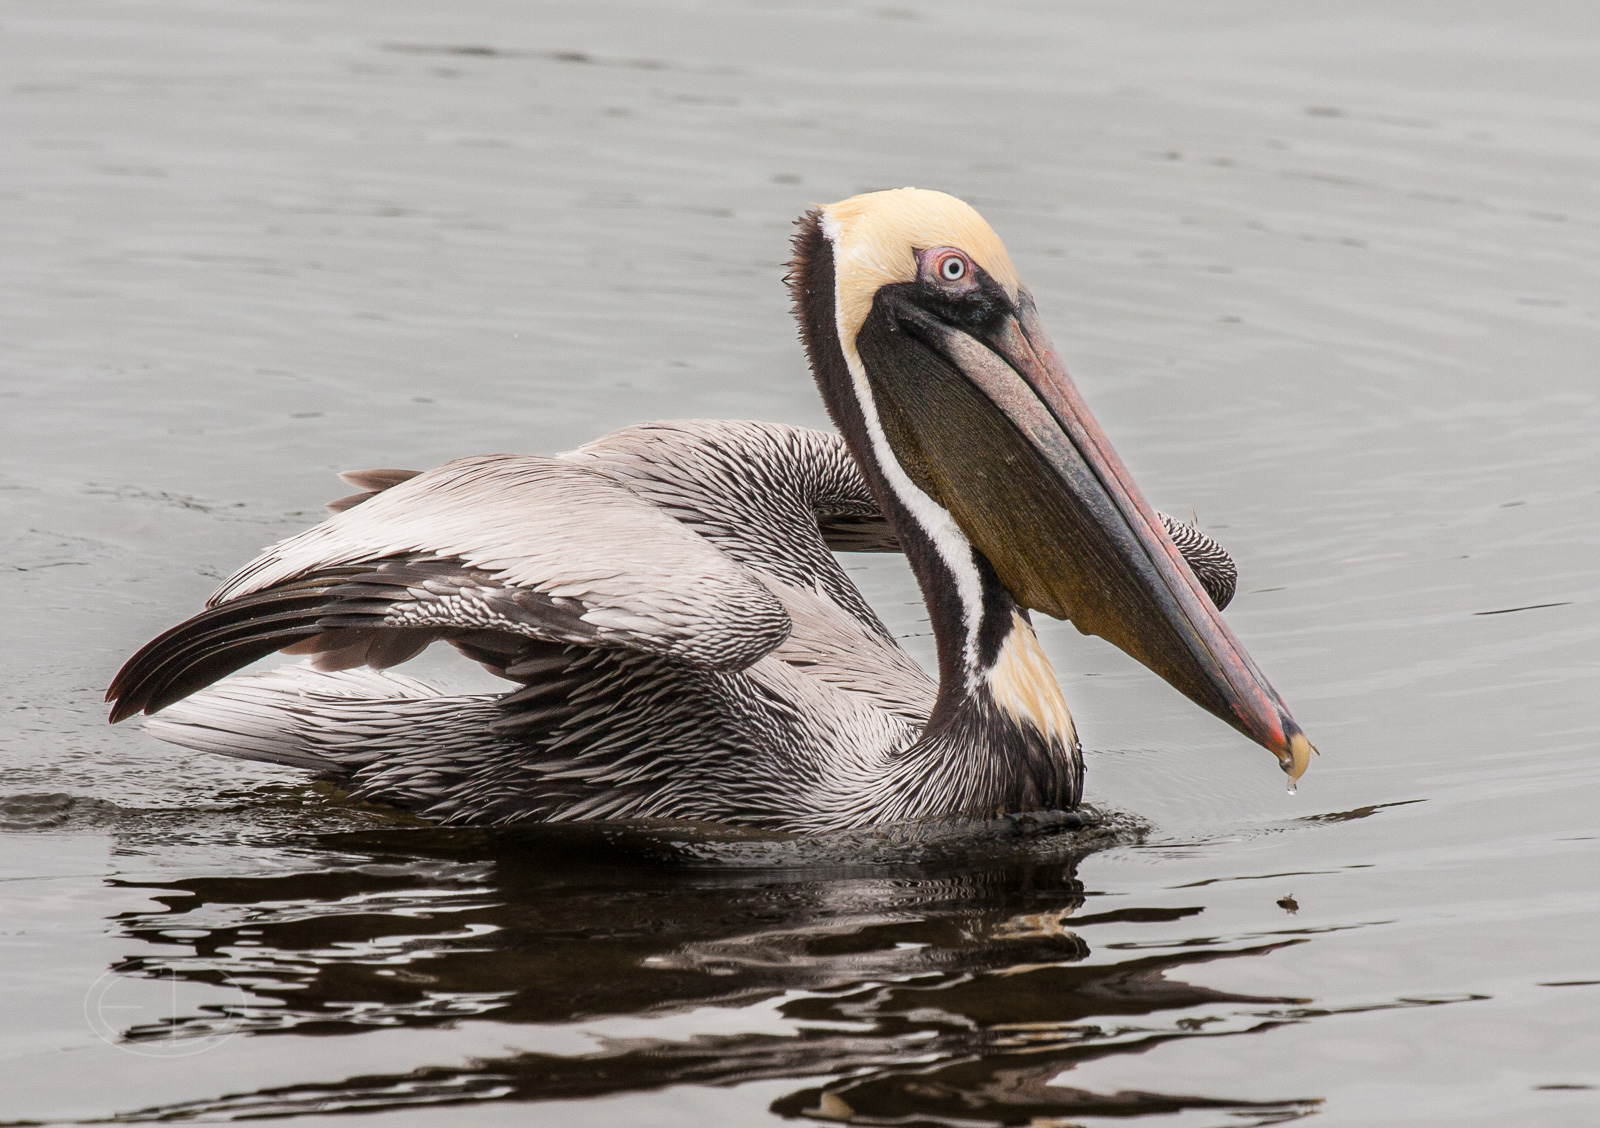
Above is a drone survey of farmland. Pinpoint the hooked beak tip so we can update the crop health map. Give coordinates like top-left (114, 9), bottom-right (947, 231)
top-left (1278, 729), bottom-right (1314, 782)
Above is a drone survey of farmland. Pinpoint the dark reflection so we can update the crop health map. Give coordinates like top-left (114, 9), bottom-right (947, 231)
top-left (97, 811), bottom-right (1322, 1125)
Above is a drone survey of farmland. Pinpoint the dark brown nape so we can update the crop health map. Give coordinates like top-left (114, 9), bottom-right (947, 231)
top-left (783, 209), bottom-right (826, 317)
top-left (786, 210), bottom-right (871, 486)
top-left (785, 211), bottom-right (841, 421)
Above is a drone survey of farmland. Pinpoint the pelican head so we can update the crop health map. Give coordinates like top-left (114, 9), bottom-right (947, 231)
top-left (790, 188), bottom-right (1312, 781)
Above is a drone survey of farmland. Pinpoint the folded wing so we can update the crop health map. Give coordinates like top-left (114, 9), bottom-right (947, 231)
top-left (108, 454), bottom-right (792, 722)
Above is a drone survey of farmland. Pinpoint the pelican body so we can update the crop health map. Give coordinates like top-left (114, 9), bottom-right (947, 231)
top-left (108, 190), bottom-right (1310, 832)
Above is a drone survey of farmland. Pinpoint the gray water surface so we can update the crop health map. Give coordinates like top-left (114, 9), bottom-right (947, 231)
top-left (3, 1), bottom-right (1598, 1124)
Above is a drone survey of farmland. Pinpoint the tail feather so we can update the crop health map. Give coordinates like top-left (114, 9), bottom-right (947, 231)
top-left (145, 664), bottom-right (495, 777)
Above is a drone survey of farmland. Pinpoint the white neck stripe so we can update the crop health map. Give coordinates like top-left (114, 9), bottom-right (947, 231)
top-left (821, 213), bottom-right (986, 686)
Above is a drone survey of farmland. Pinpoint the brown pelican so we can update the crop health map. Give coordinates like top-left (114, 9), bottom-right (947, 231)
top-left (107, 189), bottom-right (1311, 832)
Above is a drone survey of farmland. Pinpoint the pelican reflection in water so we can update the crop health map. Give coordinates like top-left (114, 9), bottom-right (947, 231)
top-left (108, 189), bottom-right (1311, 830)
top-left (86, 818), bottom-right (1320, 1123)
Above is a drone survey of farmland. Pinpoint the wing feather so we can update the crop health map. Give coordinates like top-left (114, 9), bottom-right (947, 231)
top-left (110, 455), bottom-right (793, 722)
top-left (214, 454), bottom-right (790, 668)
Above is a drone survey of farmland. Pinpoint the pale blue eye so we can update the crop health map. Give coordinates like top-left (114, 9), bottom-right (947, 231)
top-left (940, 255), bottom-right (966, 281)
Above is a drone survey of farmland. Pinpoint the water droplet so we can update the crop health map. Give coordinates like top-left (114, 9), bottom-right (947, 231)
top-left (1285, 779), bottom-right (1298, 795)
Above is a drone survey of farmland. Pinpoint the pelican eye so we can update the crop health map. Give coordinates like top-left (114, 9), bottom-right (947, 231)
top-left (910, 246), bottom-right (1002, 328)
top-left (919, 247), bottom-right (975, 289)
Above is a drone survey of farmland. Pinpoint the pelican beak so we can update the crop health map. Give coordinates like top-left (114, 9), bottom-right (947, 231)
top-left (856, 287), bottom-right (1312, 781)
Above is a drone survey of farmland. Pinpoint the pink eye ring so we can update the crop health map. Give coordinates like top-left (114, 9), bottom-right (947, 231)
top-left (938, 253), bottom-right (967, 282)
